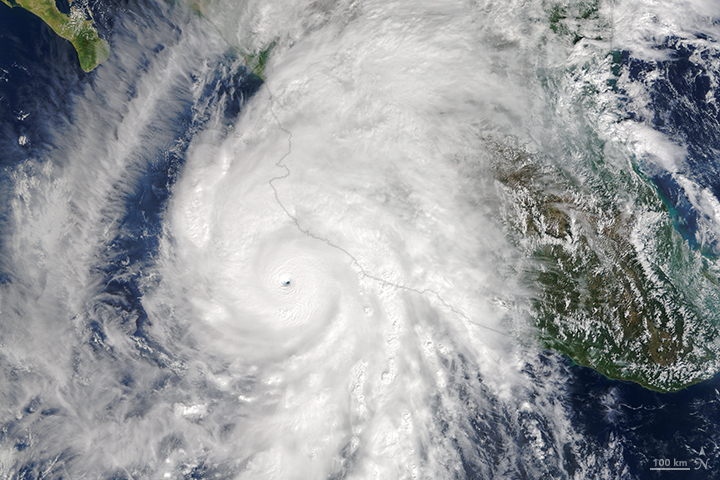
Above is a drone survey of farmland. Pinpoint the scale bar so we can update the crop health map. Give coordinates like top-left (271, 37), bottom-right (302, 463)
top-left (650, 468), bottom-right (691, 471)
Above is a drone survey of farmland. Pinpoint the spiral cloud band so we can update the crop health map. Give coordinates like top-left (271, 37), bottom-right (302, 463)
top-left (5, 0), bottom-right (716, 477)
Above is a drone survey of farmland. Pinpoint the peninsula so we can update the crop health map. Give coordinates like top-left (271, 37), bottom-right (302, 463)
top-left (1, 0), bottom-right (109, 72)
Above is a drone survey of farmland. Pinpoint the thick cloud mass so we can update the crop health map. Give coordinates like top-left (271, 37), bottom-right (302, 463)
top-left (2, 0), bottom-right (720, 478)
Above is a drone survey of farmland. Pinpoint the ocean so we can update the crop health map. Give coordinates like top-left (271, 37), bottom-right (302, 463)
top-left (1, 0), bottom-right (720, 478)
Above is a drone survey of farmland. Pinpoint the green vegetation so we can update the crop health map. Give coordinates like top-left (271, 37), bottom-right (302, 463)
top-left (1, 0), bottom-right (109, 72)
top-left (243, 43), bottom-right (275, 80)
top-left (519, 4), bottom-right (720, 391)
top-left (490, 136), bottom-right (720, 392)
top-left (511, 4), bottom-right (720, 389)
top-left (179, 0), bottom-right (273, 80)
top-left (579, 2), bottom-right (598, 20)
top-left (546, 0), bottom-right (603, 45)
top-left (549, 5), bottom-right (567, 34)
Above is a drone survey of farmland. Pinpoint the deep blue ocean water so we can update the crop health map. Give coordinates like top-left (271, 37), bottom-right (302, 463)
top-left (623, 36), bottom-right (720, 256)
top-left (0, 2), bottom-right (85, 287)
top-left (566, 359), bottom-right (720, 478)
top-left (2, 2), bottom-right (720, 479)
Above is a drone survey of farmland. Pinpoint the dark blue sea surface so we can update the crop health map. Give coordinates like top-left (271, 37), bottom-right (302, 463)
top-left (0, 2), bottom-right (262, 477)
top-left (0, 0), bottom-right (262, 357)
top-left (2, 2), bottom-right (720, 478)
top-left (96, 57), bottom-right (262, 361)
top-left (0, 2), bottom-right (86, 286)
top-left (600, 40), bottom-right (720, 479)
top-left (0, 2), bottom-right (85, 160)
top-left (54, 0), bottom-right (70, 15)
top-left (623, 35), bottom-right (720, 255)
top-left (567, 360), bottom-right (720, 479)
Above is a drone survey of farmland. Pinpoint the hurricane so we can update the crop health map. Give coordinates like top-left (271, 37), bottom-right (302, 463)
top-left (2, 0), bottom-right (720, 478)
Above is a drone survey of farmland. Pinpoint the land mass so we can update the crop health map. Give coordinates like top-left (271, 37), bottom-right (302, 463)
top-left (491, 136), bottom-right (720, 393)
top-left (180, 0), bottom-right (272, 80)
top-left (1, 0), bottom-right (109, 72)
